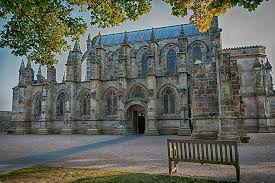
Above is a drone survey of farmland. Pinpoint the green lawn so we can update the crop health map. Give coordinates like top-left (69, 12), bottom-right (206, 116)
top-left (0, 166), bottom-right (234, 183)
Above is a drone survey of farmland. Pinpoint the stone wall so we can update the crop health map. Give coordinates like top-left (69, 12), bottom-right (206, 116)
top-left (219, 53), bottom-right (248, 141)
top-left (191, 63), bottom-right (220, 139)
top-left (0, 111), bottom-right (13, 132)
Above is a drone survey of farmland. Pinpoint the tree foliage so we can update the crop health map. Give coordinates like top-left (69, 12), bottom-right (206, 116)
top-left (164, 0), bottom-right (267, 32)
top-left (0, 0), bottom-right (267, 65)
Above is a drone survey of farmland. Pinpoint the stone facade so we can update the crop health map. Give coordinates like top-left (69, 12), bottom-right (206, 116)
top-left (223, 46), bottom-right (275, 133)
top-left (0, 111), bottom-right (13, 132)
top-left (10, 18), bottom-right (274, 140)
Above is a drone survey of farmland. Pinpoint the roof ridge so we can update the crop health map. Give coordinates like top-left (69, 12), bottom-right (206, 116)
top-left (99, 23), bottom-right (195, 37)
top-left (223, 45), bottom-right (265, 50)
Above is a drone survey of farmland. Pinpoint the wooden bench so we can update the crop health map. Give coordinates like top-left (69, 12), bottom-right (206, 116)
top-left (167, 139), bottom-right (240, 182)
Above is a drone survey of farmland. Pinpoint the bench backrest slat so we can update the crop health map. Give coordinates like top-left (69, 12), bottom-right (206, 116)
top-left (194, 143), bottom-right (196, 159)
top-left (206, 143), bottom-right (209, 161)
top-left (201, 144), bottom-right (205, 161)
top-left (184, 142), bottom-right (187, 159)
top-left (210, 144), bottom-right (214, 161)
top-left (215, 144), bottom-right (219, 161)
top-left (225, 144), bottom-right (228, 162)
top-left (220, 143), bottom-right (223, 162)
top-left (196, 143), bottom-right (200, 160)
top-left (180, 142), bottom-right (183, 159)
top-left (188, 142), bottom-right (191, 159)
top-left (229, 144), bottom-right (233, 162)
top-left (234, 142), bottom-right (239, 164)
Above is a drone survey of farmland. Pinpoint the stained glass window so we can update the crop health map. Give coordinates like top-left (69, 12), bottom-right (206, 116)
top-left (167, 49), bottom-right (177, 76)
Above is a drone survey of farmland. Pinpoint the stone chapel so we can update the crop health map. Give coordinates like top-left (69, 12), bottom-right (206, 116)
top-left (11, 17), bottom-right (275, 141)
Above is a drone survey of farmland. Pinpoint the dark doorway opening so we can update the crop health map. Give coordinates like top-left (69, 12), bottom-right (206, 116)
top-left (137, 112), bottom-right (145, 134)
top-left (133, 110), bottom-right (145, 134)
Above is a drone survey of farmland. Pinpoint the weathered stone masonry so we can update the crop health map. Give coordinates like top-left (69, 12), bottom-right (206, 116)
top-left (8, 18), bottom-right (275, 141)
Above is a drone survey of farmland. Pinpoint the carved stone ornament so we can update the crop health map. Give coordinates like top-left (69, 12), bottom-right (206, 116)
top-left (148, 89), bottom-right (154, 97)
top-left (90, 91), bottom-right (96, 100)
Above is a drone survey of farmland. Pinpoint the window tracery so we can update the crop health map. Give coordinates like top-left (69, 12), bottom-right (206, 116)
top-left (163, 87), bottom-right (176, 114)
top-left (130, 86), bottom-right (146, 99)
top-left (81, 93), bottom-right (90, 115)
top-left (34, 95), bottom-right (42, 118)
top-left (56, 92), bottom-right (65, 117)
top-left (107, 91), bottom-right (117, 115)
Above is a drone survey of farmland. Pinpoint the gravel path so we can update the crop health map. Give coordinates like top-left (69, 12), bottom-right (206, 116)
top-left (0, 133), bottom-right (275, 182)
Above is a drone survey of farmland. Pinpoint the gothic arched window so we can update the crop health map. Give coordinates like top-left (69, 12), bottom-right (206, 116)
top-left (81, 93), bottom-right (90, 115)
top-left (107, 91), bottom-right (117, 115)
top-left (163, 88), bottom-right (175, 114)
top-left (130, 85), bottom-right (146, 99)
top-left (167, 49), bottom-right (177, 76)
top-left (56, 92), bottom-right (65, 117)
top-left (193, 46), bottom-right (202, 64)
top-left (142, 53), bottom-right (149, 77)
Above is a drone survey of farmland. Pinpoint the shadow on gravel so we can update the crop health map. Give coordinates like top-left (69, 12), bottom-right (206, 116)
top-left (0, 135), bottom-right (140, 173)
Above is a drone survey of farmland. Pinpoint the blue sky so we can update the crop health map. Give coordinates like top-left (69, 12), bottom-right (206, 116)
top-left (0, 0), bottom-right (274, 111)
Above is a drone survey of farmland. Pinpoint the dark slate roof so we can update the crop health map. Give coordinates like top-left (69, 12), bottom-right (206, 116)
top-left (94, 24), bottom-right (200, 46)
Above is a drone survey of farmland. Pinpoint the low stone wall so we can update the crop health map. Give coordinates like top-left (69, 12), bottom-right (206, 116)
top-left (0, 111), bottom-right (12, 132)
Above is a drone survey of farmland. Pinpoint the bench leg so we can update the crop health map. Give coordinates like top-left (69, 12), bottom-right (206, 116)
top-left (169, 160), bottom-right (178, 175)
top-left (174, 161), bottom-right (178, 173)
top-left (169, 160), bottom-right (172, 175)
top-left (235, 165), bottom-right (240, 182)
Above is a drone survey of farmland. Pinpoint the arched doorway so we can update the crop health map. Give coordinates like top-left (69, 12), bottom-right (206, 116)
top-left (127, 104), bottom-right (146, 134)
